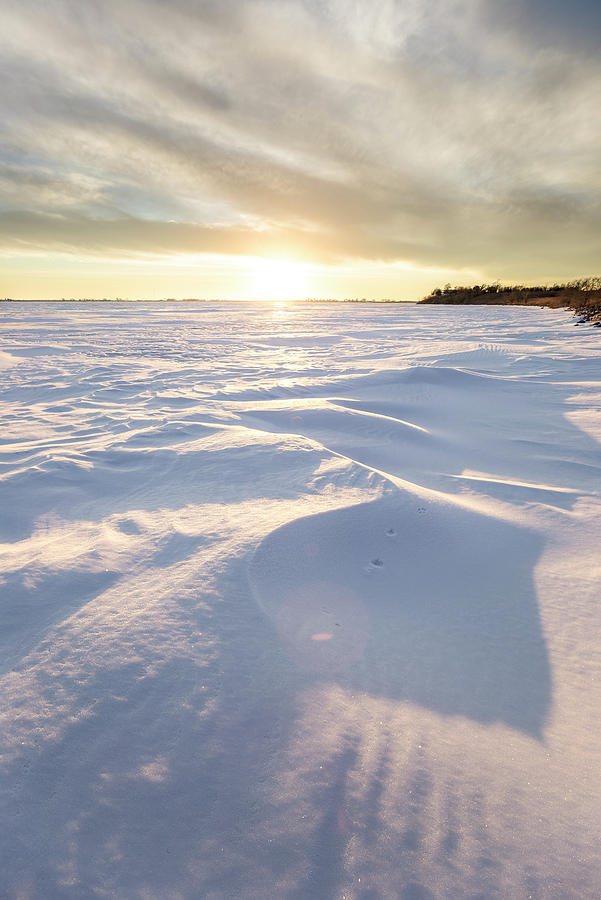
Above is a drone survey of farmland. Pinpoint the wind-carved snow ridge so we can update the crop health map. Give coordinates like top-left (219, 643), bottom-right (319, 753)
top-left (0, 301), bottom-right (600, 898)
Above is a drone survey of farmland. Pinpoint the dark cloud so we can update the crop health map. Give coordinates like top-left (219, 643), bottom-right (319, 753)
top-left (0, 0), bottom-right (600, 282)
top-left (483, 0), bottom-right (601, 51)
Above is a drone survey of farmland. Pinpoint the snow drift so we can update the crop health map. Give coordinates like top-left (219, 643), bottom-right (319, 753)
top-left (0, 301), bottom-right (600, 898)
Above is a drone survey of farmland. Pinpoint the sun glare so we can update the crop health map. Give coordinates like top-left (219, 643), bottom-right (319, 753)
top-left (251, 258), bottom-right (308, 301)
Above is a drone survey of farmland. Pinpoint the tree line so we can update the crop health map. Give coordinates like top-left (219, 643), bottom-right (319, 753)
top-left (420, 278), bottom-right (601, 324)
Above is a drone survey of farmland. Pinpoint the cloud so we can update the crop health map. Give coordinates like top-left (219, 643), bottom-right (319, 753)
top-left (1, 0), bottom-right (600, 282)
top-left (480, 0), bottom-right (601, 52)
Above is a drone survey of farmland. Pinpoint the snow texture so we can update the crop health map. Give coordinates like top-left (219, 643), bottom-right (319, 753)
top-left (0, 301), bottom-right (600, 898)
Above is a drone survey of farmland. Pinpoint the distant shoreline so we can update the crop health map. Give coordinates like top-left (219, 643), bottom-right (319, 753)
top-left (0, 297), bottom-right (414, 305)
top-left (419, 279), bottom-right (601, 326)
top-left (1, 289), bottom-right (600, 326)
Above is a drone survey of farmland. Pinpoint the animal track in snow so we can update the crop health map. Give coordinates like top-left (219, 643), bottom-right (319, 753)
top-left (363, 556), bottom-right (385, 575)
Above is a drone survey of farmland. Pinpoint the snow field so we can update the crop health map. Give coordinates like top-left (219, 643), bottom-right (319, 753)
top-left (0, 301), bottom-right (600, 898)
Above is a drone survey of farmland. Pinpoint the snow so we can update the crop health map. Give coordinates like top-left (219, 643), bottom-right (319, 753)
top-left (0, 300), bottom-right (600, 898)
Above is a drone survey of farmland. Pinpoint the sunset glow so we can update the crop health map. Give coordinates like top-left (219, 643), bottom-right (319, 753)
top-left (250, 259), bottom-right (309, 302)
top-left (1, 1), bottom-right (600, 298)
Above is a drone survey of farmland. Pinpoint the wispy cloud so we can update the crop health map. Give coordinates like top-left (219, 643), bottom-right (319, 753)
top-left (1, 0), bottom-right (600, 287)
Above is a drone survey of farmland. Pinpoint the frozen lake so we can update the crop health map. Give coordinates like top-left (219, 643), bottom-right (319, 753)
top-left (0, 301), bottom-right (600, 898)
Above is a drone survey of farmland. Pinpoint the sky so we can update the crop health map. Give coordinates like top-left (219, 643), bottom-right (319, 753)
top-left (1, 0), bottom-right (600, 300)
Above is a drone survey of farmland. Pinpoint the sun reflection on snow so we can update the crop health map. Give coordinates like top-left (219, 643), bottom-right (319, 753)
top-left (272, 298), bottom-right (292, 320)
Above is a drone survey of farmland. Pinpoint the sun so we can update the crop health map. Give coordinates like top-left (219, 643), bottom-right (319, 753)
top-left (251, 258), bottom-right (308, 302)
